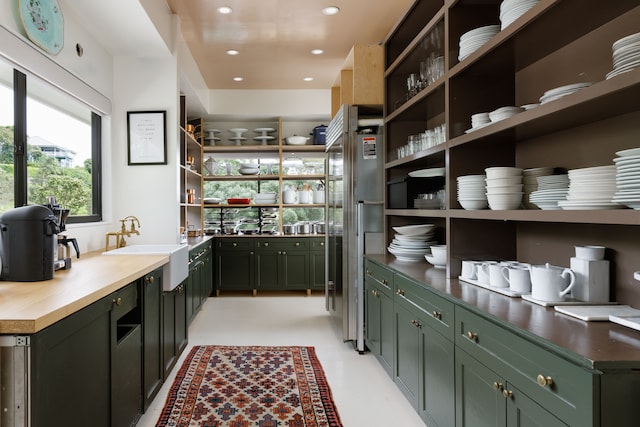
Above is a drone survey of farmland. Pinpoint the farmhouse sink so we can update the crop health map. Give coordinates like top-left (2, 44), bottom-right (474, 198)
top-left (103, 244), bottom-right (188, 291)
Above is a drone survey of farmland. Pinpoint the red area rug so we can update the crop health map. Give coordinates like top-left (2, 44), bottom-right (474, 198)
top-left (156, 345), bottom-right (343, 427)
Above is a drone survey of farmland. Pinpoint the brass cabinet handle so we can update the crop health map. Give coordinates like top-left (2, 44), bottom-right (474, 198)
top-left (320, 242), bottom-right (324, 246)
top-left (466, 331), bottom-right (478, 342)
top-left (233, 242), bottom-right (237, 247)
top-left (381, 279), bottom-right (389, 287)
top-left (147, 275), bottom-right (154, 283)
top-left (371, 289), bottom-right (379, 297)
top-left (295, 242), bottom-right (300, 246)
top-left (264, 242), bottom-right (269, 247)
top-left (396, 289), bottom-right (405, 296)
top-left (250, 251), bottom-right (254, 255)
top-left (113, 297), bottom-right (122, 306)
top-left (410, 319), bottom-right (422, 328)
top-left (493, 382), bottom-right (503, 391)
top-left (503, 389), bottom-right (513, 398)
top-left (282, 251), bottom-right (286, 255)
top-left (366, 269), bottom-right (372, 276)
top-left (537, 374), bottom-right (554, 387)
top-left (432, 310), bottom-right (442, 320)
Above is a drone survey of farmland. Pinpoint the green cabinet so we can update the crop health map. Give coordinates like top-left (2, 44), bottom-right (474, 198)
top-left (188, 240), bottom-right (213, 323)
top-left (141, 268), bottom-right (163, 411)
top-left (256, 238), bottom-right (309, 290)
top-left (31, 293), bottom-right (112, 427)
top-left (310, 238), bottom-right (326, 290)
top-left (364, 262), bottom-right (394, 376)
top-left (216, 238), bottom-right (256, 292)
top-left (162, 281), bottom-right (187, 380)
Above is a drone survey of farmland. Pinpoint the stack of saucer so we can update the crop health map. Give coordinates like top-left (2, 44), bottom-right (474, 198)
top-left (458, 25), bottom-right (500, 62)
top-left (387, 224), bottom-right (437, 262)
top-left (612, 147), bottom-right (640, 209)
top-left (500, 0), bottom-right (540, 30)
top-left (485, 167), bottom-right (523, 210)
top-left (457, 175), bottom-right (488, 210)
top-left (607, 32), bottom-right (640, 80)
top-left (489, 106), bottom-right (524, 123)
top-left (558, 165), bottom-right (621, 210)
top-left (539, 82), bottom-right (593, 104)
top-left (528, 174), bottom-right (569, 210)
top-left (522, 167), bottom-right (554, 208)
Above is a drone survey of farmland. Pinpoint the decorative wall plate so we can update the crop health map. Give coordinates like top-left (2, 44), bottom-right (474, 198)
top-left (19, 0), bottom-right (64, 55)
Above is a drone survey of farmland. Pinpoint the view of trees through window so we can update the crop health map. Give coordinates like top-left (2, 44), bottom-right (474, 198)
top-left (0, 60), bottom-right (96, 218)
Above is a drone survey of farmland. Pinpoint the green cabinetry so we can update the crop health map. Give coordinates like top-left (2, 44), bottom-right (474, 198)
top-left (141, 268), bottom-right (163, 411)
top-left (310, 238), bottom-right (326, 291)
top-left (187, 241), bottom-right (213, 323)
top-left (256, 238), bottom-right (309, 290)
top-left (216, 238), bottom-right (256, 292)
top-left (364, 261), bottom-right (394, 376)
top-left (162, 281), bottom-right (187, 380)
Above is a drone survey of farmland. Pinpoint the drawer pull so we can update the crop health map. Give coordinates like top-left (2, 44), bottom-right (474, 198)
top-left (410, 320), bottom-right (422, 328)
top-left (233, 242), bottom-right (237, 247)
top-left (320, 242), bottom-right (324, 246)
top-left (432, 310), bottom-right (442, 320)
top-left (466, 331), bottom-right (478, 342)
top-left (502, 389), bottom-right (513, 398)
top-left (113, 297), bottom-right (122, 306)
top-left (295, 242), bottom-right (300, 246)
top-left (492, 382), bottom-right (503, 391)
top-left (396, 289), bottom-right (405, 296)
top-left (537, 374), bottom-right (554, 387)
top-left (371, 289), bottom-right (379, 297)
top-left (382, 279), bottom-right (388, 287)
top-left (264, 242), bottom-right (269, 247)
top-left (366, 269), bottom-right (372, 276)
top-left (147, 275), bottom-right (154, 283)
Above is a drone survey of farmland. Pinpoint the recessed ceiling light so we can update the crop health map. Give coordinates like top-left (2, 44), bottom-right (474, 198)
top-left (322, 6), bottom-right (340, 16)
top-left (233, 77), bottom-right (244, 82)
top-left (217, 6), bottom-right (233, 14)
top-left (311, 49), bottom-right (324, 55)
top-left (226, 49), bottom-right (239, 55)
top-left (303, 77), bottom-right (314, 82)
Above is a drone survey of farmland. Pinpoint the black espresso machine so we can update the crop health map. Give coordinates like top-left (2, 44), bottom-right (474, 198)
top-left (0, 204), bottom-right (59, 281)
top-left (44, 196), bottom-right (80, 271)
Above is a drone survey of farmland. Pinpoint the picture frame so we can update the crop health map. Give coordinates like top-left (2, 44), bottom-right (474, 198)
top-left (127, 110), bottom-right (167, 165)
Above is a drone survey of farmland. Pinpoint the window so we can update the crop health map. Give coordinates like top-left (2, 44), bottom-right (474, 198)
top-left (0, 58), bottom-right (102, 222)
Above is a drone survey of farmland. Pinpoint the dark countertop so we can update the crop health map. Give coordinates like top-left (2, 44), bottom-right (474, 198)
top-left (367, 254), bottom-right (640, 370)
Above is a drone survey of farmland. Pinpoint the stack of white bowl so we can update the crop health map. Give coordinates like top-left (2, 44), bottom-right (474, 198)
top-left (458, 25), bottom-right (500, 62)
top-left (558, 165), bottom-right (621, 210)
top-left (612, 147), bottom-right (640, 209)
top-left (522, 167), bottom-right (554, 209)
top-left (238, 162), bottom-right (259, 175)
top-left (500, 0), bottom-right (540, 30)
top-left (387, 224), bottom-right (437, 262)
top-left (606, 32), bottom-right (640, 80)
top-left (425, 245), bottom-right (447, 268)
top-left (457, 175), bottom-right (488, 210)
top-left (528, 174), bottom-right (569, 210)
top-left (489, 106), bottom-right (524, 123)
top-left (485, 167), bottom-right (523, 210)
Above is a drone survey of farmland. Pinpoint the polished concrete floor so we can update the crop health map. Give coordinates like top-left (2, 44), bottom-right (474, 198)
top-left (137, 292), bottom-right (426, 426)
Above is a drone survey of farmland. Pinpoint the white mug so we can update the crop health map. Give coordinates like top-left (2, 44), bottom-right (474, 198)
top-left (298, 190), bottom-right (312, 204)
top-left (461, 260), bottom-right (481, 280)
top-left (283, 190), bottom-right (297, 204)
top-left (501, 265), bottom-right (531, 293)
top-left (488, 263), bottom-right (509, 288)
top-left (477, 261), bottom-right (498, 285)
top-left (313, 190), bottom-right (325, 204)
top-left (530, 263), bottom-right (576, 301)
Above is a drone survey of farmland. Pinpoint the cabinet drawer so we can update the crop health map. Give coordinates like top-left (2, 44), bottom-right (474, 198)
top-left (394, 274), bottom-right (454, 340)
top-left (217, 239), bottom-right (254, 251)
top-left (257, 238), bottom-right (308, 251)
top-left (455, 306), bottom-right (595, 425)
top-left (364, 259), bottom-right (394, 289)
top-left (112, 283), bottom-right (138, 319)
top-left (310, 238), bottom-right (325, 250)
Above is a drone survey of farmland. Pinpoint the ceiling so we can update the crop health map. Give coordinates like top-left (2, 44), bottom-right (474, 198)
top-left (166, 0), bottom-right (413, 90)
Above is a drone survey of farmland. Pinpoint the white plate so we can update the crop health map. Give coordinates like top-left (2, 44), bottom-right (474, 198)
top-left (392, 224), bottom-right (436, 235)
top-left (254, 127), bottom-right (275, 133)
top-left (613, 32), bottom-right (640, 51)
top-left (558, 201), bottom-right (623, 210)
top-left (229, 128), bottom-right (248, 133)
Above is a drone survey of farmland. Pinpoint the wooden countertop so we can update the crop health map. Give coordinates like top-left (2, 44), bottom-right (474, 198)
top-left (0, 251), bottom-right (168, 334)
top-left (367, 254), bottom-right (640, 370)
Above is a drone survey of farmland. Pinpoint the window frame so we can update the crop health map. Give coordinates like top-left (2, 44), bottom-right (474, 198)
top-left (10, 68), bottom-right (102, 223)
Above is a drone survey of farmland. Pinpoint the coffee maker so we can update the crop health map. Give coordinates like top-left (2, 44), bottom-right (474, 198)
top-left (0, 205), bottom-right (59, 281)
top-left (44, 197), bottom-right (80, 270)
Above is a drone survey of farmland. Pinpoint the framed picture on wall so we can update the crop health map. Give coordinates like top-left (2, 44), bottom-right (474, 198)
top-left (127, 110), bottom-right (167, 165)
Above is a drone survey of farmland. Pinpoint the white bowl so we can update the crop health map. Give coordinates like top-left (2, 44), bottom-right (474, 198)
top-left (430, 245), bottom-right (447, 257)
top-left (485, 167), bottom-right (523, 179)
top-left (425, 254), bottom-right (447, 268)
top-left (575, 245), bottom-right (605, 260)
top-left (487, 193), bottom-right (523, 210)
top-left (486, 185), bottom-right (524, 194)
top-left (392, 224), bottom-right (435, 235)
top-left (285, 135), bottom-right (310, 145)
top-left (459, 199), bottom-right (489, 210)
top-left (486, 176), bottom-right (522, 186)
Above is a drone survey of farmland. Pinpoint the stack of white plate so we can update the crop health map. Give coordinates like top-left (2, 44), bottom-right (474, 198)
top-left (558, 165), bottom-right (621, 210)
top-left (408, 167), bottom-right (445, 178)
top-left (539, 82), bottom-right (593, 104)
top-left (528, 174), bottom-right (569, 210)
top-left (457, 175), bottom-right (488, 210)
top-left (489, 106), bottom-right (524, 123)
top-left (485, 167), bottom-right (523, 210)
top-left (387, 224), bottom-right (437, 262)
top-left (500, 0), bottom-right (540, 30)
top-left (522, 167), bottom-right (554, 208)
top-left (607, 32), bottom-right (640, 80)
top-left (465, 112), bottom-right (491, 133)
top-left (254, 192), bottom-right (277, 204)
top-left (458, 25), bottom-right (500, 62)
top-left (612, 147), bottom-right (640, 209)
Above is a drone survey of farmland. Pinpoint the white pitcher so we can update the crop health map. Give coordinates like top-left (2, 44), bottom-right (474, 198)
top-left (530, 263), bottom-right (576, 301)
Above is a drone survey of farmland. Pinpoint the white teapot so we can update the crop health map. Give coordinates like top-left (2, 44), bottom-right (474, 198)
top-left (530, 263), bottom-right (576, 302)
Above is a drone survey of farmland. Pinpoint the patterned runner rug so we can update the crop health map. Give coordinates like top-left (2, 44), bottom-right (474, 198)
top-left (156, 345), bottom-right (343, 427)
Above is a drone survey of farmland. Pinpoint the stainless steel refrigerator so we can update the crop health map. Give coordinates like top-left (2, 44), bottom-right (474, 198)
top-left (325, 105), bottom-right (384, 352)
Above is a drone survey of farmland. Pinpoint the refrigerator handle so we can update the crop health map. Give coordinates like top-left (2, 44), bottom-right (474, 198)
top-left (356, 202), bottom-right (365, 352)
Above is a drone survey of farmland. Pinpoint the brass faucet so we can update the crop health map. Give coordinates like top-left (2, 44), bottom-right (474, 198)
top-left (105, 215), bottom-right (141, 251)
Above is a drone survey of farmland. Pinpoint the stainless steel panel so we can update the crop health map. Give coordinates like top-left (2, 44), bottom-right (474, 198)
top-left (0, 336), bottom-right (30, 427)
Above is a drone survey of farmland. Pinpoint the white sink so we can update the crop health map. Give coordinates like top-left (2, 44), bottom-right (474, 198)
top-left (103, 244), bottom-right (189, 291)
